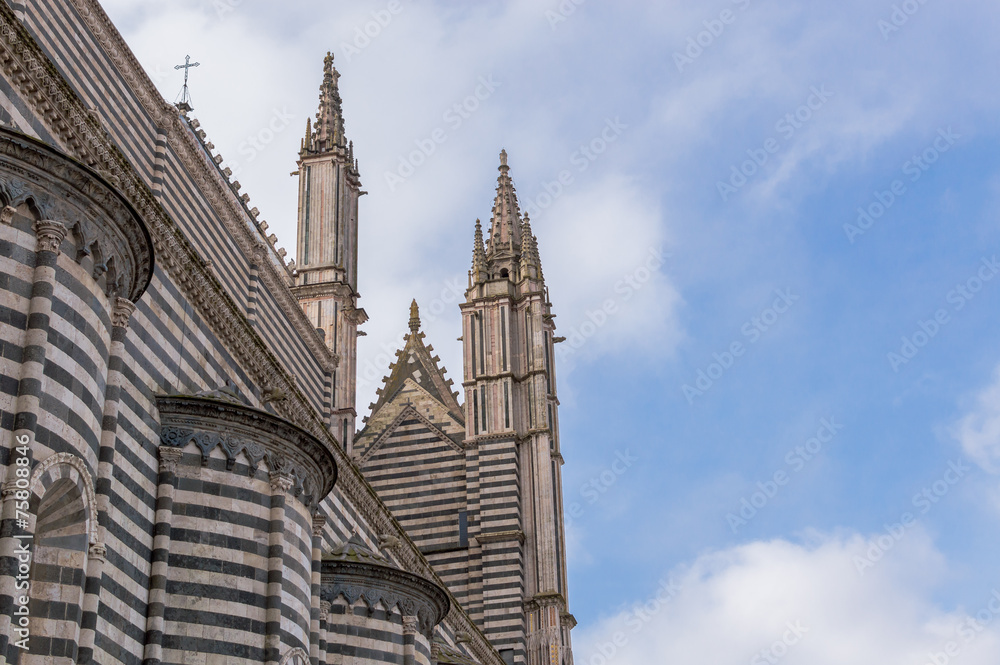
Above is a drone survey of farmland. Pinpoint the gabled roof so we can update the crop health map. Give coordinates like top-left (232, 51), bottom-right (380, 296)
top-left (364, 300), bottom-right (464, 427)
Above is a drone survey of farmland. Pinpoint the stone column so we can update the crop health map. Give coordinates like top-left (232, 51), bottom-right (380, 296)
top-left (402, 615), bottom-right (418, 665)
top-left (142, 446), bottom-right (183, 665)
top-left (322, 371), bottom-right (333, 431)
top-left (264, 473), bottom-right (293, 665)
top-left (76, 542), bottom-right (107, 664)
top-left (152, 129), bottom-right (168, 198)
top-left (95, 297), bottom-right (135, 543)
top-left (318, 600), bottom-right (330, 665)
top-left (248, 247), bottom-right (265, 327)
top-left (309, 515), bottom-right (325, 665)
top-left (0, 220), bottom-right (67, 661)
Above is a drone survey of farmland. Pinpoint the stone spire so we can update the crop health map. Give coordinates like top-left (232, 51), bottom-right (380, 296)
top-left (409, 298), bottom-right (421, 332)
top-left (304, 51), bottom-right (346, 154)
top-left (486, 149), bottom-right (522, 257)
top-left (470, 218), bottom-right (486, 284)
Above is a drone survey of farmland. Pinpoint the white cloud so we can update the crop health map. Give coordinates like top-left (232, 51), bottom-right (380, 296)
top-left (953, 365), bottom-right (1000, 474)
top-left (540, 175), bottom-right (682, 367)
top-left (576, 532), bottom-right (1000, 665)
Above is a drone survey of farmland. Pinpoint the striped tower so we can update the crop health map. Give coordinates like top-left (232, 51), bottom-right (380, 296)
top-left (461, 151), bottom-right (574, 665)
top-left (291, 52), bottom-right (367, 453)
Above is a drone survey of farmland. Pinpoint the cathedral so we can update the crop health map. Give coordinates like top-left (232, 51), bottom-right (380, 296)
top-left (0, 2), bottom-right (573, 665)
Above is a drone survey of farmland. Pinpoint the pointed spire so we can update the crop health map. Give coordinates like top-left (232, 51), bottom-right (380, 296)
top-left (520, 214), bottom-right (542, 280)
top-left (308, 51), bottom-right (346, 153)
top-left (471, 218), bottom-right (487, 284)
top-left (487, 149), bottom-right (522, 256)
top-left (409, 299), bottom-right (421, 332)
top-left (302, 117), bottom-right (312, 152)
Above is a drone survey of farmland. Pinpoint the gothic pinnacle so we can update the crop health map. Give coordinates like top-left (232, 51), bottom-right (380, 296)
top-left (312, 51), bottom-right (346, 152)
top-left (409, 299), bottom-right (421, 332)
top-left (487, 149), bottom-right (522, 256)
top-left (471, 218), bottom-right (486, 283)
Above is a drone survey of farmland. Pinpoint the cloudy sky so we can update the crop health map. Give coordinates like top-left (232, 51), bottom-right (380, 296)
top-left (103, 0), bottom-right (1000, 662)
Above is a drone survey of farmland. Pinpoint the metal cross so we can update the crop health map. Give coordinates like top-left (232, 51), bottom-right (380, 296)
top-left (174, 55), bottom-right (200, 109)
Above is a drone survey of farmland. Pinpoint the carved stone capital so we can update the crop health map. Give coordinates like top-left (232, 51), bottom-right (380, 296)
top-left (88, 542), bottom-right (107, 562)
top-left (1, 480), bottom-right (22, 499)
top-left (319, 599), bottom-right (331, 621)
top-left (158, 446), bottom-right (184, 473)
top-left (402, 615), bottom-right (418, 635)
top-left (33, 220), bottom-right (68, 254)
top-left (269, 473), bottom-right (294, 495)
top-left (312, 514), bottom-right (327, 536)
top-left (0, 205), bottom-right (15, 225)
top-left (112, 297), bottom-right (136, 329)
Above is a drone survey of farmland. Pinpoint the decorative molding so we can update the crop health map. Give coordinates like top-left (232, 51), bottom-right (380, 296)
top-left (0, 130), bottom-right (153, 300)
top-left (157, 394), bottom-right (337, 507)
top-left (320, 559), bottom-right (449, 639)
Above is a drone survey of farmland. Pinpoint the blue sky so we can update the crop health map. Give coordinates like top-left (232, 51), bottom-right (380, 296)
top-left (105, 0), bottom-right (1000, 661)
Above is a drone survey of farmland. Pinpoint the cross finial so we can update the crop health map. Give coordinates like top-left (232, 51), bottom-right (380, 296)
top-left (174, 54), bottom-right (200, 111)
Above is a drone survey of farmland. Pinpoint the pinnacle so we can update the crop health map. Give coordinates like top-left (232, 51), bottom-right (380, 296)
top-left (409, 299), bottom-right (420, 332)
top-left (486, 149), bottom-right (522, 255)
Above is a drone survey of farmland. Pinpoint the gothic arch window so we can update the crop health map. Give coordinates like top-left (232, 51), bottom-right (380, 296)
top-left (23, 454), bottom-right (98, 664)
top-left (278, 648), bottom-right (310, 665)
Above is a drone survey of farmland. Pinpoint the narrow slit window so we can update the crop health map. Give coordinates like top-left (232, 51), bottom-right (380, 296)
top-left (501, 307), bottom-right (508, 371)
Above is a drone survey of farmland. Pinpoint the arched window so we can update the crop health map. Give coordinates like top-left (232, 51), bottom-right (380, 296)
top-left (23, 454), bottom-right (98, 665)
top-left (25, 478), bottom-right (88, 663)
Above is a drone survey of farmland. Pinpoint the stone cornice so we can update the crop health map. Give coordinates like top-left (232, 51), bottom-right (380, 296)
top-left (321, 558), bottom-right (449, 637)
top-left (62, 0), bottom-right (337, 374)
top-left (1, 6), bottom-right (505, 663)
top-left (0, 129), bottom-right (153, 301)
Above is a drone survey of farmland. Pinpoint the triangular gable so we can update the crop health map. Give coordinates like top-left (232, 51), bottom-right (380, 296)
top-left (363, 300), bottom-right (464, 427)
top-left (359, 399), bottom-right (463, 466)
